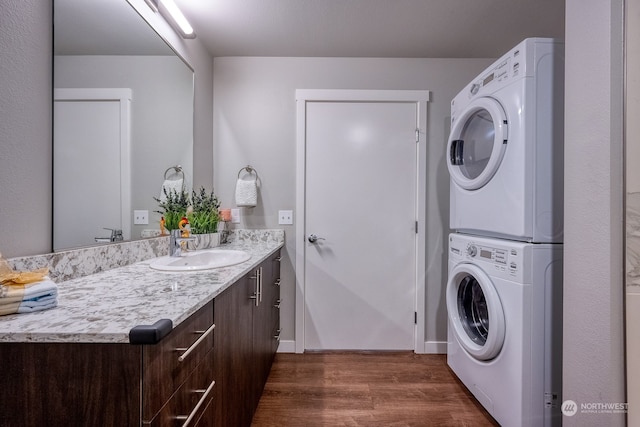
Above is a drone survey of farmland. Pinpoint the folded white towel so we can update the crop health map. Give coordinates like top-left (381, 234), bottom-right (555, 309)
top-left (235, 178), bottom-right (257, 207)
top-left (159, 178), bottom-right (184, 202)
top-left (0, 278), bottom-right (58, 304)
top-left (0, 278), bottom-right (58, 316)
top-left (17, 294), bottom-right (58, 313)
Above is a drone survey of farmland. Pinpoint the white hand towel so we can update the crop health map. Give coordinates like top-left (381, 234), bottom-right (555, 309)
top-left (18, 294), bottom-right (58, 313)
top-left (0, 278), bottom-right (58, 304)
top-left (0, 278), bottom-right (58, 316)
top-left (159, 178), bottom-right (184, 202)
top-left (235, 178), bottom-right (258, 207)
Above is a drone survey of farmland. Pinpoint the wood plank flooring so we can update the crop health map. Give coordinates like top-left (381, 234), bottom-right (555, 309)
top-left (251, 352), bottom-right (499, 427)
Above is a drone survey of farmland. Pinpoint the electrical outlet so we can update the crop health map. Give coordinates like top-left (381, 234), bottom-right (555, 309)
top-left (231, 208), bottom-right (240, 224)
top-left (278, 210), bottom-right (293, 225)
top-left (133, 210), bottom-right (149, 225)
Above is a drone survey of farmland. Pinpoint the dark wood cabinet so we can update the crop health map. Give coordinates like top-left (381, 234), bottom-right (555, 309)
top-left (214, 250), bottom-right (281, 427)
top-left (143, 300), bottom-right (216, 426)
top-left (0, 300), bottom-right (215, 427)
top-left (0, 249), bottom-right (281, 427)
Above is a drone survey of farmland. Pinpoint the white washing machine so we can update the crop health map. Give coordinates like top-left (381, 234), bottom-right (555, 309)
top-left (447, 38), bottom-right (564, 243)
top-left (446, 233), bottom-right (562, 427)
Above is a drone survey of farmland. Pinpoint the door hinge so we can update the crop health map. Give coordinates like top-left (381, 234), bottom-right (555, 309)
top-left (415, 221), bottom-right (418, 233)
top-left (415, 129), bottom-right (420, 142)
top-left (414, 312), bottom-right (417, 324)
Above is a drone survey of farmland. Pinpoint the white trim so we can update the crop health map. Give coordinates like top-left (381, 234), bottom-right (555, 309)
top-left (276, 340), bottom-right (296, 353)
top-left (281, 340), bottom-right (446, 354)
top-left (424, 341), bottom-right (448, 354)
top-left (54, 88), bottom-right (132, 243)
top-left (295, 89), bottom-right (430, 354)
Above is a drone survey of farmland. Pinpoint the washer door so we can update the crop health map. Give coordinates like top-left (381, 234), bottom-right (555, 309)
top-left (446, 263), bottom-right (505, 360)
top-left (446, 97), bottom-right (508, 190)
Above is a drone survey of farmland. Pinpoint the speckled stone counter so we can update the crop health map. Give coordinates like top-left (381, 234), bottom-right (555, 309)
top-left (0, 229), bottom-right (284, 344)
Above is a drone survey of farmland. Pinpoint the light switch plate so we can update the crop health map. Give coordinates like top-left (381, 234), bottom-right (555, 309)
top-left (278, 210), bottom-right (293, 225)
top-left (133, 210), bottom-right (149, 225)
top-left (231, 208), bottom-right (240, 224)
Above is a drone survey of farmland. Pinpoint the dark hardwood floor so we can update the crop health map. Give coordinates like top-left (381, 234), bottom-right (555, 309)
top-left (251, 352), bottom-right (499, 427)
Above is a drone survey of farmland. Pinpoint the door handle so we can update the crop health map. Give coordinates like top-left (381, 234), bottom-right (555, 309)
top-left (308, 234), bottom-right (325, 243)
top-left (450, 139), bottom-right (464, 166)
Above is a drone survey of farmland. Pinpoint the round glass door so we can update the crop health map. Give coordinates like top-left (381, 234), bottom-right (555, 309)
top-left (446, 263), bottom-right (505, 360)
top-left (447, 97), bottom-right (508, 190)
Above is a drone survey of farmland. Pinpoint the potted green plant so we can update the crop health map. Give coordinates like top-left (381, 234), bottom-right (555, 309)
top-left (187, 187), bottom-right (221, 249)
top-left (154, 187), bottom-right (190, 233)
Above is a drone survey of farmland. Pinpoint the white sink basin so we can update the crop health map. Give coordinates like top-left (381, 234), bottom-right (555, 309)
top-left (149, 249), bottom-right (251, 272)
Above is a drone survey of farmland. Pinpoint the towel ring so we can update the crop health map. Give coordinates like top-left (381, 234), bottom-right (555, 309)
top-left (237, 165), bottom-right (259, 181)
top-left (164, 165), bottom-right (185, 181)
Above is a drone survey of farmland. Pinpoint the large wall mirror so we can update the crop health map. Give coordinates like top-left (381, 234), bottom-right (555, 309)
top-left (53, 0), bottom-right (194, 251)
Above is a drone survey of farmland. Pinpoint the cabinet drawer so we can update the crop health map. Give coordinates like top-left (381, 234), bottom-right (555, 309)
top-left (143, 300), bottom-right (215, 421)
top-left (145, 348), bottom-right (215, 427)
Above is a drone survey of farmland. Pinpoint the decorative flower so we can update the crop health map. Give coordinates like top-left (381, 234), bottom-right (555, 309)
top-left (188, 187), bottom-right (221, 234)
top-left (154, 188), bottom-right (189, 231)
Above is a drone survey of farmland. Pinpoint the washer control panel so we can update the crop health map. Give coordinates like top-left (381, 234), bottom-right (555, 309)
top-left (466, 242), bottom-right (514, 270)
top-left (449, 234), bottom-right (525, 280)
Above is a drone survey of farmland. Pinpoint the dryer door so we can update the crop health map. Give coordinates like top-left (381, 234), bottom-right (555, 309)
top-left (447, 97), bottom-right (508, 190)
top-left (446, 262), bottom-right (505, 360)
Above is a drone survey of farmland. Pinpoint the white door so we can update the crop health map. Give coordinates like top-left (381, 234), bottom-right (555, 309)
top-left (53, 89), bottom-right (131, 250)
top-left (299, 93), bottom-right (425, 351)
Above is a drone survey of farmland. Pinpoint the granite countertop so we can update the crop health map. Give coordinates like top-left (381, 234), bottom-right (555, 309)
top-left (0, 235), bottom-right (283, 344)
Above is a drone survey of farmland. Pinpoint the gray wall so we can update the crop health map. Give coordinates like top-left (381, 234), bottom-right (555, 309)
top-left (0, 0), bottom-right (213, 257)
top-left (212, 57), bottom-right (493, 348)
top-left (627, 0), bottom-right (640, 423)
top-left (0, 0), bottom-right (52, 257)
top-left (563, 0), bottom-right (625, 425)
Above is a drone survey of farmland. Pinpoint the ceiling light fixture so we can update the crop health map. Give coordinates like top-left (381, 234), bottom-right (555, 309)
top-left (144, 0), bottom-right (195, 39)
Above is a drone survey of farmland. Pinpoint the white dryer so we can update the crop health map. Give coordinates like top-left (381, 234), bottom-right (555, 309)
top-left (447, 38), bottom-right (564, 243)
top-left (446, 233), bottom-right (562, 427)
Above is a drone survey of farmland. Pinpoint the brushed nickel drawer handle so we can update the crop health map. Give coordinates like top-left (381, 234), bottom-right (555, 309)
top-left (274, 298), bottom-right (282, 309)
top-left (176, 323), bottom-right (215, 363)
top-left (250, 267), bottom-right (263, 306)
top-left (258, 267), bottom-right (263, 303)
top-left (274, 328), bottom-right (282, 341)
top-left (175, 379), bottom-right (215, 427)
top-left (274, 278), bottom-right (281, 286)
top-left (275, 255), bottom-right (282, 262)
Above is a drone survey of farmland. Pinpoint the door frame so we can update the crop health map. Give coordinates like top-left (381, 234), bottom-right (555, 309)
top-left (54, 88), bottom-right (132, 247)
top-left (294, 89), bottom-right (430, 353)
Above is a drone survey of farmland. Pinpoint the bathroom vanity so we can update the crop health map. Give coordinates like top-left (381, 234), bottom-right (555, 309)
top-left (0, 230), bottom-right (283, 426)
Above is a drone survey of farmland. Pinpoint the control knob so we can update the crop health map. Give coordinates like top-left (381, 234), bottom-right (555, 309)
top-left (467, 245), bottom-right (477, 257)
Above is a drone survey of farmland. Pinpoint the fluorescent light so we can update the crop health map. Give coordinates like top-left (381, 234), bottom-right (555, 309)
top-left (159, 0), bottom-right (195, 38)
top-left (144, 0), bottom-right (158, 13)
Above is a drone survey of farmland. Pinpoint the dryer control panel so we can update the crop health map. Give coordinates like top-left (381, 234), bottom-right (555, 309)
top-left (450, 37), bottom-right (560, 112)
top-left (469, 57), bottom-right (513, 96)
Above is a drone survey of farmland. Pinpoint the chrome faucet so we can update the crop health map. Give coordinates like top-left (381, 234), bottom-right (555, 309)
top-left (95, 228), bottom-right (123, 243)
top-left (169, 229), bottom-right (195, 257)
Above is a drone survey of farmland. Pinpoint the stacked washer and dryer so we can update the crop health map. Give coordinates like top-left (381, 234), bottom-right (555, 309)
top-left (445, 38), bottom-right (564, 427)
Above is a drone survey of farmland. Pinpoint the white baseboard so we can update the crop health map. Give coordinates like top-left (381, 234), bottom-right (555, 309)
top-left (424, 341), bottom-right (447, 354)
top-left (276, 340), bottom-right (446, 354)
top-left (276, 339), bottom-right (296, 353)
